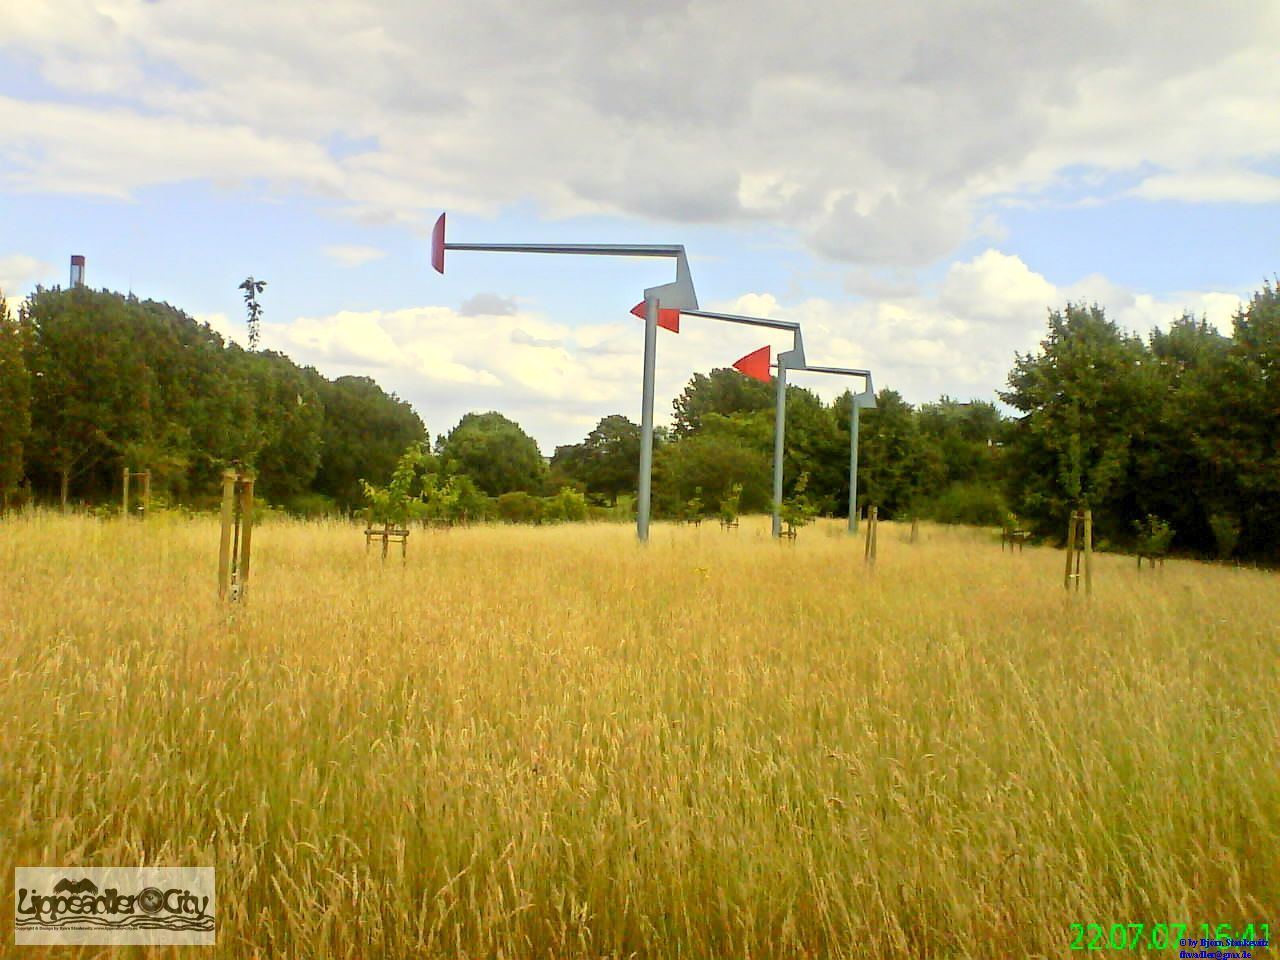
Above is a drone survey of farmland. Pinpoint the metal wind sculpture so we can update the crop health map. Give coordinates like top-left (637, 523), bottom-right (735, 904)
top-left (645, 306), bottom-right (805, 539)
top-left (431, 213), bottom-right (697, 542)
top-left (793, 364), bottom-right (876, 533)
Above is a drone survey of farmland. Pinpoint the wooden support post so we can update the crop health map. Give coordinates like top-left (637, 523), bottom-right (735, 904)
top-left (1083, 508), bottom-right (1093, 596)
top-left (1063, 510), bottom-right (1078, 590)
top-left (864, 505), bottom-right (878, 566)
top-left (218, 469), bottom-right (235, 600)
top-left (142, 470), bottom-right (151, 518)
top-left (122, 467), bottom-right (131, 519)
top-left (237, 476), bottom-right (254, 601)
top-left (910, 517), bottom-right (919, 544)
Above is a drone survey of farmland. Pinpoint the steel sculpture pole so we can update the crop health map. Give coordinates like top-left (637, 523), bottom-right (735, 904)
top-left (772, 360), bottom-right (788, 538)
top-left (795, 364), bottom-right (875, 534)
top-left (850, 395), bottom-right (861, 532)
top-left (637, 294), bottom-right (659, 541)
top-left (432, 213), bottom-right (697, 542)
top-left (673, 309), bottom-right (805, 539)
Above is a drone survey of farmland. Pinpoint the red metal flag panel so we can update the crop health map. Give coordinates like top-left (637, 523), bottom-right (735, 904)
top-left (733, 345), bottom-right (772, 383)
top-left (629, 301), bottom-right (681, 333)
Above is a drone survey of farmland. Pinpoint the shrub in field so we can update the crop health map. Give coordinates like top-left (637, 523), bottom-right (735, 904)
top-left (542, 486), bottom-right (588, 523)
top-left (780, 471), bottom-right (819, 535)
top-left (282, 492), bottom-right (342, 519)
top-left (917, 480), bottom-right (1008, 527)
top-left (361, 444), bottom-right (430, 527)
top-left (496, 490), bottom-right (543, 524)
top-left (1209, 512), bottom-right (1240, 560)
top-left (719, 482), bottom-right (743, 525)
top-left (1133, 514), bottom-right (1175, 556)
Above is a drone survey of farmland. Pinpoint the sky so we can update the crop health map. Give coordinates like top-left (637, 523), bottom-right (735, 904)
top-left (2, 0), bottom-right (1278, 453)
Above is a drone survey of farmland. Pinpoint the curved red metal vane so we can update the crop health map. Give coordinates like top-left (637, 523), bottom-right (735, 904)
top-left (629, 301), bottom-right (681, 333)
top-left (733, 345), bottom-right (773, 383)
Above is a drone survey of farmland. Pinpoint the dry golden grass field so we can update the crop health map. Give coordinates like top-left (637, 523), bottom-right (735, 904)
top-left (1, 513), bottom-right (1277, 958)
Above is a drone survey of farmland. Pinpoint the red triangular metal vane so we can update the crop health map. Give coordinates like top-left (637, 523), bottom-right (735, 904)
top-left (629, 301), bottom-right (680, 333)
top-left (431, 212), bottom-right (446, 274)
top-left (733, 345), bottom-right (772, 383)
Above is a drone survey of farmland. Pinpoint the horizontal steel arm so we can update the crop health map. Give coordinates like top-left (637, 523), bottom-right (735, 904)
top-left (444, 242), bottom-right (688, 258)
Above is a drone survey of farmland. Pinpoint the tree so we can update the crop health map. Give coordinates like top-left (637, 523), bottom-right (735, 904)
top-left (437, 412), bottom-right (547, 497)
top-left (22, 288), bottom-right (156, 508)
top-left (1178, 283), bottom-right (1280, 559)
top-left (672, 367), bottom-right (774, 437)
top-left (309, 375), bottom-right (427, 512)
top-left (243, 351), bottom-right (324, 502)
top-left (0, 293), bottom-right (30, 509)
top-left (239, 277), bottom-right (266, 350)
top-left (1000, 303), bottom-right (1153, 541)
top-left (361, 443), bottom-right (431, 527)
top-left (840, 388), bottom-right (925, 519)
top-left (653, 432), bottom-right (771, 518)
top-left (551, 414), bottom-right (640, 504)
top-left (780, 471), bottom-right (819, 534)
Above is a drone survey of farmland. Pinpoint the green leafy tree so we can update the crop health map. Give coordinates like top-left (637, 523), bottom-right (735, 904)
top-left (782, 386), bottom-right (845, 514)
top-left (438, 411), bottom-right (547, 497)
top-left (1133, 515), bottom-right (1175, 557)
top-left (653, 433), bottom-right (770, 518)
top-left (780, 471), bottom-right (819, 534)
top-left (672, 367), bottom-right (774, 437)
top-left (0, 293), bottom-right (31, 508)
top-left (551, 414), bottom-right (640, 504)
top-left (243, 351), bottom-right (324, 502)
top-left (309, 375), bottom-right (427, 511)
top-left (1000, 304), bottom-right (1154, 541)
top-left (719, 483), bottom-right (743, 524)
top-left (22, 288), bottom-right (156, 508)
top-left (840, 388), bottom-right (925, 519)
top-left (1178, 284), bottom-right (1280, 559)
top-left (361, 443), bottom-right (430, 527)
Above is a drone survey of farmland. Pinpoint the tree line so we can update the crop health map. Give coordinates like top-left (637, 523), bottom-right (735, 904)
top-left (1, 281), bottom-right (1276, 561)
top-left (0, 286), bottom-right (426, 514)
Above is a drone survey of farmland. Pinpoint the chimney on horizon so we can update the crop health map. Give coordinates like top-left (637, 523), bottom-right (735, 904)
top-left (70, 255), bottom-right (85, 288)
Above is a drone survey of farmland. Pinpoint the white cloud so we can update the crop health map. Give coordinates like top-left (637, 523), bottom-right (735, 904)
top-left (939, 249), bottom-right (1058, 327)
top-left (322, 244), bottom-right (386, 267)
top-left (0, 254), bottom-right (48, 301)
top-left (1129, 169), bottom-right (1280, 204)
top-left (1, 1), bottom-right (1277, 266)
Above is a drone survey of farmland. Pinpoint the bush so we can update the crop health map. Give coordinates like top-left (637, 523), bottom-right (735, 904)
top-left (917, 482), bottom-right (1008, 527)
top-left (283, 492), bottom-right (342, 519)
top-left (1208, 513), bottom-right (1240, 561)
top-left (1133, 514), bottom-right (1174, 556)
top-left (496, 491), bottom-right (543, 524)
top-left (543, 486), bottom-right (588, 523)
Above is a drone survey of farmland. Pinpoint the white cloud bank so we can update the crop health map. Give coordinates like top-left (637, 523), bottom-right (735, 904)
top-left (1, 1), bottom-right (1278, 265)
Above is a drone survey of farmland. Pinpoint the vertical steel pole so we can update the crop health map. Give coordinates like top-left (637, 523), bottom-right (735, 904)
top-left (771, 362), bottom-right (787, 539)
top-left (637, 294), bottom-right (659, 543)
top-left (848, 397), bottom-right (861, 534)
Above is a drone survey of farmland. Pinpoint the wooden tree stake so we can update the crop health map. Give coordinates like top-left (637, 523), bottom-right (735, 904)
top-left (864, 505), bottom-right (878, 566)
top-left (218, 469), bottom-right (235, 599)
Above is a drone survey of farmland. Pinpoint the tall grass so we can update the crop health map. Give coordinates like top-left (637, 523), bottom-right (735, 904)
top-left (1, 513), bottom-right (1276, 958)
